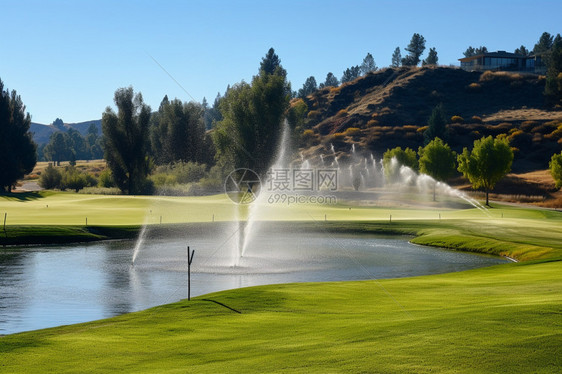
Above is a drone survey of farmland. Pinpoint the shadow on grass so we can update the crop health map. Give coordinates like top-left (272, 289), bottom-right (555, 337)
top-left (0, 192), bottom-right (44, 202)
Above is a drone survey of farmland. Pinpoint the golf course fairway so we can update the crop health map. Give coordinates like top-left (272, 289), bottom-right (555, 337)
top-left (1, 192), bottom-right (561, 373)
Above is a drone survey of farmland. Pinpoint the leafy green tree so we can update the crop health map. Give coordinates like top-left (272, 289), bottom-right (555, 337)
top-left (418, 138), bottom-right (456, 200)
top-left (86, 123), bottom-right (104, 159)
top-left (213, 49), bottom-right (291, 176)
top-left (43, 132), bottom-right (72, 165)
top-left (550, 151), bottom-right (562, 189)
top-left (319, 72), bottom-right (339, 89)
top-left (341, 65), bottom-right (361, 83)
top-left (457, 135), bottom-right (513, 206)
top-left (102, 87), bottom-right (152, 195)
top-left (360, 53), bottom-right (377, 75)
top-left (514, 45), bottom-right (530, 56)
top-left (402, 33), bottom-right (426, 66)
top-left (298, 76), bottom-right (317, 98)
top-left (150, 98), bottom-right (206, 165)
top-left (424, 103), bottom-right (448, 144)
top-left (0, 79), bottom-right (37, 192)
top-left (422, 47), bottom-right (438, 66)
top-left (391, 47), bottom-right (401, 67)
top-left (203, 92), bottom-right (224, 130)
top-left (545, 36), bottom-right (562, 107)
top-left (533, 32), bottom-right (554, 54)
top-left (383, 146), bottom-right (418, 183)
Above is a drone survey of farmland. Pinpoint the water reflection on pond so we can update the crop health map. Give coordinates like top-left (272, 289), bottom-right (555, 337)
top-left (0, 231), bottom-right (507, 335)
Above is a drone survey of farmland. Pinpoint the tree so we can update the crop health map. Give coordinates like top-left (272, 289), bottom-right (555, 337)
top-left (213, 49), bottom-right (291, 176)
top-left (260, 47), bottom-right (286, 77)
top-left (0, 79), bottom-right (37, 192)
top-left (424, 103), bottom-right (448, 144)
top-left (150, 98), bottom-right (206, 165)
top-left (43, 132), bottom-right (72, 165)
top-left (298, 76), bottom-right (318, 98)
top-left (402, 33), bottom-right (426, 66)
top-left (341, 65), bottom-right (361, 83)
top-left (383, 146), bottom-right (418, 183)
top-left (391, 47), bottom-right (401, 67)
top-left (550, 152), bottom-right (562, 189)
top-left (463, 46), bottom-right (476, 58)
top-left (545, 36), bottom-right (562, 107)
top-left (475, 46), bottom-right (488, 55)
top-left (422, 47), bottom-right (438, 66)
top-left (514, 45), bottom-right (530, 56)
top-left (418, 138), bottom-right (456, 200)
top-left (360, 53), bottom-right (377, 75)
top-left (319, 72), bottom-right (339, 89)
top-left (533, 32), bottom-right (554, 54)
top-left (457, 135), bottom-right (513, 206)
top-left (465, 46), bottom-right (488, 57)
top-left (102, 87), bottom-right (152, 195)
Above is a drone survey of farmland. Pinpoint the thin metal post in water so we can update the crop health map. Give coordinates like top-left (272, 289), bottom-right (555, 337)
top-left (187, 246), bottom-right (195, 301)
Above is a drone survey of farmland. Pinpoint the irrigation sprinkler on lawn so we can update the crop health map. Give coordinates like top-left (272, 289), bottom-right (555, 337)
top-left (187, 246), bottom-right (195, 301)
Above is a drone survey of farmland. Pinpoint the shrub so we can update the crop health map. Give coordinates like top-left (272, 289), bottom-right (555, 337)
top-left (60, 166), bottom-right (97, 192)
top-left (307, 110), bottom-right (321, 120)
top-left (550, 152), bottom-right (562, 189)
top-left (451, 115), bottom-right (464, 124)
top-left (344, 127), bottom-right (361, 137)
top-left (39, 164), bottom-right (62, 190)
top-left (467, 83), bottom-right (481, 91)
top-left (98, 168), bottom-right (115, 188)
top-left (471, 115), bottom-right (483, 123)
top-left (336, 109), bottom-right (348, 117)
top-left (78, 187), bottom-right (122, 195)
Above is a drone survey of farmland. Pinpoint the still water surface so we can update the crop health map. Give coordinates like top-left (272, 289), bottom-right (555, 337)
top-left (0, 232), bottom-right (507, 335)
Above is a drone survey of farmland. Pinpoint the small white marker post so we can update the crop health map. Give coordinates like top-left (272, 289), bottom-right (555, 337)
top-left (187, 246), bottom-right (195, 301)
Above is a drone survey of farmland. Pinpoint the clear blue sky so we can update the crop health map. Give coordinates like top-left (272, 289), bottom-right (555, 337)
top-left (1, 0), bottom-right (560, 125)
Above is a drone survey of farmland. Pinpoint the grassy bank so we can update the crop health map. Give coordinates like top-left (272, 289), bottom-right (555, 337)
top-left (1, 259), bottom-right (561, 373)
top-left (1, 191), bottom-right (562, 261)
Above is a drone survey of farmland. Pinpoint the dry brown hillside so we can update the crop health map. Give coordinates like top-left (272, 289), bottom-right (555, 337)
top-left (297, 66), bottom-right (562, 171)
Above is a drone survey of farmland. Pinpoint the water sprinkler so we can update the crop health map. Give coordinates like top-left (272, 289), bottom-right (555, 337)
top-left (187, 246), bottom-right (195, 301)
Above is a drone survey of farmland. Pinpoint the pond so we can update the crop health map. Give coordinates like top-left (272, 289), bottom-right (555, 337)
top-left (0, 229), bottom-right (507, 335)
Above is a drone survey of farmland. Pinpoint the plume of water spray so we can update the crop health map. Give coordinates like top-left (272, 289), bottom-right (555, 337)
top-left (131, 224), bottom-right (148, 265)
top-left (240, 119), bottom-right (292, 258)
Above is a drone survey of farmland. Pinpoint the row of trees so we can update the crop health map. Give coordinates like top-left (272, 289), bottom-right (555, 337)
top-left (383, 135), bottom-right (514, 206)
top-left (102, 48), bottom-right (290, 194)
top-left (464, 31), bottom-right (562, 58)
top-left (298, 33), bottom-right (438, 100)
top-left (40, 124), bottom-right (103, 164)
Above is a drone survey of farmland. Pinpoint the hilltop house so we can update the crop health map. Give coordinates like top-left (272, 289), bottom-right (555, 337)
top-left (459, 50), bottom-right (545, 74)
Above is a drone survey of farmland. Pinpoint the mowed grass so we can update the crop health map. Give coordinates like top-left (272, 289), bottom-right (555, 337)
top-left (1, 191), bottom-right (562, 260)
top-left (1, 191), bottom-right (562, 372)
top-left (1, 260), bottom-right (561, 373)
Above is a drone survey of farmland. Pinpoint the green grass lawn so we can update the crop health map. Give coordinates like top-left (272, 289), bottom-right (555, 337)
top-left (1, 191), bottom-right (562, 372)
top-left (1, 260), bottom-right (561, 373)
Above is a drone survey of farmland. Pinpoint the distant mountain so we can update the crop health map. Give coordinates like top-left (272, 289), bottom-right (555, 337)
top-left (30, 119), bottom-right (102, 145)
